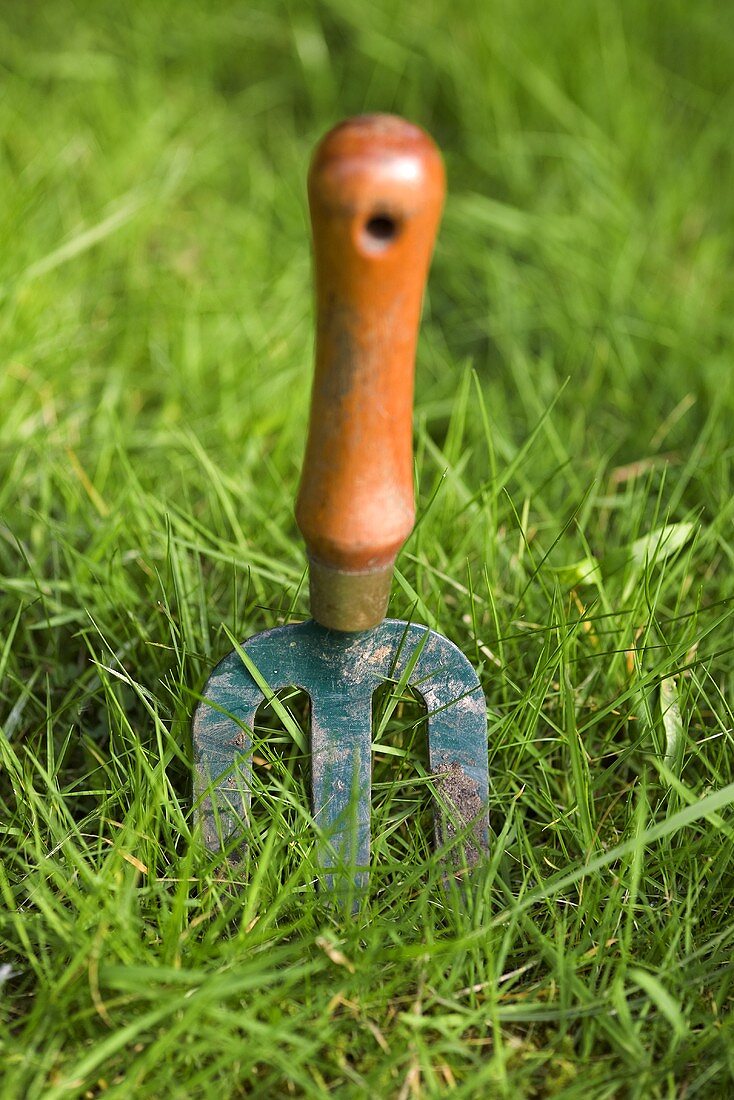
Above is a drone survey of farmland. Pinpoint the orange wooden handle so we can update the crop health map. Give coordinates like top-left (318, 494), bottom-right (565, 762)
top-left (295, 114), bottom-right (445, 630)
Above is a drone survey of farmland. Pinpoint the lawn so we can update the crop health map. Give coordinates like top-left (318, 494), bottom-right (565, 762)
top-left (1, 1), bottom-right (733, 1096)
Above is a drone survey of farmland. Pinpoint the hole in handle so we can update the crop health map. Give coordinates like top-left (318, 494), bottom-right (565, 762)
top-left (360, 212), bottom-right (400, 253)
top-left (366, 214), bottom-right (397, 240)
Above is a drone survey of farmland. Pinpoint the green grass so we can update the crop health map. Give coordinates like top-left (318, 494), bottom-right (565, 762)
top-left (1, 0), bottom-right (734, 1095)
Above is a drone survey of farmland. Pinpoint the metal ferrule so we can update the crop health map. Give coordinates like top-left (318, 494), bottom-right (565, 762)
top-left (308, 557), bottom-right (393, 632)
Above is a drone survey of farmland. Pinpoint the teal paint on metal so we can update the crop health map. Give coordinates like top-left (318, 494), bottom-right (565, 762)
top-left (193, 619), bottom-right (489, 886)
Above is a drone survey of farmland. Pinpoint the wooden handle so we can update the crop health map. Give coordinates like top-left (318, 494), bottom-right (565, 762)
top-left (295, 114), bottom-right (445, 631)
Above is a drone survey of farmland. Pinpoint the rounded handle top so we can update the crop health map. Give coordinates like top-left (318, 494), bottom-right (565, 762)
top-left (308, 113), bottom-right (445, 240)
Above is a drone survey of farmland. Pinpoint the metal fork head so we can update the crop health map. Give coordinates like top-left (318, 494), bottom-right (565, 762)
top-left (193, 618), bottom-right (489, 888)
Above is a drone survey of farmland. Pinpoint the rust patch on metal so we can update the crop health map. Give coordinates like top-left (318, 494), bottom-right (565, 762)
top-left (435, 762), bottom-right (484, 868)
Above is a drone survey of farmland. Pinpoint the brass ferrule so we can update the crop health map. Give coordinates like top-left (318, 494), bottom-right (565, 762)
top-left (308, 557), bottom-right (393, 632)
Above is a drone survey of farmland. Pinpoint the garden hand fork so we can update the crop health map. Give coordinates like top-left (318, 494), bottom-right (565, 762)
top-left (193, 114), bottom-right (489, 888)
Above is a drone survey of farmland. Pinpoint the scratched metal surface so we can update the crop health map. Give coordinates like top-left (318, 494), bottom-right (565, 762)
top-left (193, 619), bottom-right (489, 887)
